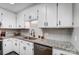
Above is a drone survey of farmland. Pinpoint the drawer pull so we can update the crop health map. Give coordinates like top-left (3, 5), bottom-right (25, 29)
top-left (15, 43), bottom-right (17, 46)
top-left (23, 47), bottom-right (26, 50)
top-left (27, 43), bottom-right (30, 45)
top-left (5, 44), bottom-right (6, 46)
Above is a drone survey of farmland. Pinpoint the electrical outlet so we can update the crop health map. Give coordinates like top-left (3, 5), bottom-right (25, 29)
top-left (75, 36), bottom-right (77, 41)
top-left (44, 33), bottom-right (48, 39)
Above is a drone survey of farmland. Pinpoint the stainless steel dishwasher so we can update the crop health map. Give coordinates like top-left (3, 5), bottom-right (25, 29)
top-left (34, 43), bottom-right (52, 55)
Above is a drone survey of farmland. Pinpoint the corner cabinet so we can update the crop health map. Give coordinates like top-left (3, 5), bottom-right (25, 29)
top-left (3, 38), bottom-right (13, 55)
top-left (3, 38), bottom-right (34, 55)
top-left (38, 3), bottom-right (73, 28)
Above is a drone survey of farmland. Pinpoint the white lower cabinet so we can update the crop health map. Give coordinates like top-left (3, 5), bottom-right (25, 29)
top-left (19, 40), bottom-right (34, 55)
top-left (3, 38), bottom-right (13, 55)
top-left (3, 38), bottom-right (34, 55)
top-left (53, 48), bottom-right (76, 55)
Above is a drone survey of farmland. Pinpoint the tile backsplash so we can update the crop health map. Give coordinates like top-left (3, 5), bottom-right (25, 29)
top-left (5, 30), bottom-right (18, 37)
top-left (20, 30), bottom-right (29, 36)
top-left (71, 27), bottom-right (79, 51)
top-left (5, 28), bottom-right (73, 42)
top-left (2, 28), bottom-right (73, 43)
top-left (43, 28), bottom-right (73, 42)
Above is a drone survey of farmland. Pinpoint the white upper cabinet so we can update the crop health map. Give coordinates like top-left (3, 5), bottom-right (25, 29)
top-left (58, 3), bottom-right (73, 27)
top-left (6, 12), bottom-right (16, 28)
top-left (46, 3), bottom-right (57, 28)
top-left (24, 5), bottom-right (38, 21)
top-left (38, 4), bottom-right (47, 28)
top-left (17, 12), bottom-right (24, 28)
top-left (29, 6), bottom-right (38, 21)
top-left (38, 4), bottom-right (57, 28)
top-left (24, 9), bottom-right (31, 21)
top-left (16, 3), bottom-right (73, 28)
top-left (38, 3), bottom-right (73, 28)
top-left (0, 8), bottom-right (16, 28)
top-left (73, 4), bottom-right (79, 27)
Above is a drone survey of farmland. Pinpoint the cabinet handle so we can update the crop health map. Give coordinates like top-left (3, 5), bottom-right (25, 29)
top-left (5, 44), bottom-right (6, 46)
top-left (19, 25), bottom-right (21, 27)
top-left (9, 25), bottom-right (12, 27)
top-left (32, 48), bottom-right (34, 51)
top-left (72, 22), bottom-right (74, 25)
top-left (57, 24), bottom-right (58, 26)
top-left (44, 22), bottom-right (48, 26)
top-left (1, 13), bottom-right (3, 15)
top-left (29, 16), bottom-right (31, 19)
top-left (27, 43), bottom-right (30, 45)
top-left (59, 20), bottom-right (61, 25)
top-left (23, 47), bottom-right (26, 50)
top-left (15, 43), bottom-right (17, 46)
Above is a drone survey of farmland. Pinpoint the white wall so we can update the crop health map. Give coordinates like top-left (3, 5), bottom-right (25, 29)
top-left (43, 28), bottom-right (73, 42)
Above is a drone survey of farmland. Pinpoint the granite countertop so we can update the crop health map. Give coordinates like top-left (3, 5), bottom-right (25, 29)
top-left (2, 36), bottom-right (79, 55)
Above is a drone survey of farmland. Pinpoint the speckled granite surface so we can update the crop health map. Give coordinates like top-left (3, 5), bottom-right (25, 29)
top-left (2, 36), bottom-right (79, 55)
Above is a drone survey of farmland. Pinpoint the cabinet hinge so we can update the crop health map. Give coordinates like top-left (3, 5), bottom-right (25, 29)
top-left (72, 22), bottom-right (74, 25)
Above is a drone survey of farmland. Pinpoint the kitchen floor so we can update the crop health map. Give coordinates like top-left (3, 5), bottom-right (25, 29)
top-left (5, 51), bottom-right (19, 55)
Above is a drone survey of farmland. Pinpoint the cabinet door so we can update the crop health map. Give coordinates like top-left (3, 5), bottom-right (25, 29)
top-left (12, 39), bottom-right (20, 54)
top-left (17, 12), bottom-right (24, 28)
top-left (47, 3), bottom-right (57, 27)
top-left (38, 4), bottom-right (46, 28)
top-left (74, 4), bottom-right (79, 27)
top-left (25, 42), bottom-right (34, 55)
top-left (0, 8), bottom-right (16, 28)
top-left (19, 40), bottom-right (34, 55)
top-left (30, 6), bottom-right (38, 21)
top-left (38, 4), bottom-right (57, 28)
top-left (3, 39), bottom-right (8, 55)
top-left (24, 9), bottom-right (31, 21)
top-left (7, 12), bottom-right (16, 28)
top-left (1, 10), bottom-right (9, 28)
top-left (58, 3), bottom-right (72, 27)
top-left (19, 40), bottom-right (26, 55)
top-left (3, 39), bottom-right (12, 55)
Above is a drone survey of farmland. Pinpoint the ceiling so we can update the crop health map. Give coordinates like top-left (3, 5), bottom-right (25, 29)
top-left (0, 3), bottom-right (37, 14)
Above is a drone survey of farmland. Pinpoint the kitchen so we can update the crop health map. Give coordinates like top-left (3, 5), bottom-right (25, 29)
top-left (0, 3), bottom-right (79, 55)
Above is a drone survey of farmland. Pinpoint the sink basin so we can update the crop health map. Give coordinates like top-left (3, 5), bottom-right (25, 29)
top-left (24, 36), bottom-right (37, 40)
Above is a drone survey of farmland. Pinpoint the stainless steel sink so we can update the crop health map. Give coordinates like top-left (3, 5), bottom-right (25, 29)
top-left (24, 36), bottom-right (37, 40)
